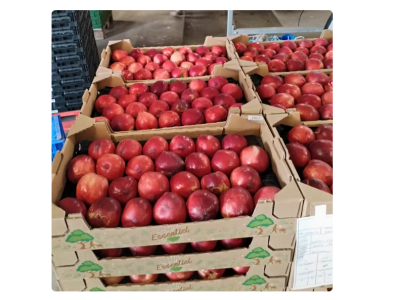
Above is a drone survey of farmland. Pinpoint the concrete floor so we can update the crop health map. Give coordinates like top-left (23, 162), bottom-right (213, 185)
top-left (96, 10), bottom-right (332, 55)
top-left (53, 10), bottom-right (332, 291)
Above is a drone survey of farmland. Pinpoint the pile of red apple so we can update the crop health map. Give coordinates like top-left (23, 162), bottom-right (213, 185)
top-left (234, 37), bottom-right (332, 72)
top-left (110, 45), bottom-right (229, 81)
top-left (58, 133), bottom-right (281, 284)
top-left (94, 77), bottom-right (245, 131)
top-left (256, 71), bottom-right (333, 121)
top-left (285, 124), bottom-right (333, 194)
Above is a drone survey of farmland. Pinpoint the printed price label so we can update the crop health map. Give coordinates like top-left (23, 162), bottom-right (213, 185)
top-left (292, 213), bottom-right (333, 290)
top-left (247, 115), bottom-right (264, 121)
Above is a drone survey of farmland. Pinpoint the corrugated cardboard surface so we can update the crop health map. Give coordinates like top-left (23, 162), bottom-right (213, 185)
top-left (79, 65), bottom-right (263, 139)
top-left (263, 111), bottom-right (333, 216)
top-left (58, 265), bottom-right (288, 291)
top-left (286, 262), bottom-right (332, 292)
top-left (96, 36), bottom-right (240, 82)
top-left (228, 30), bottom-right (333, 69)
top-left (243, 64), bottom-right (333, 126)
top-left (51, 114), bottom-right (305, 290)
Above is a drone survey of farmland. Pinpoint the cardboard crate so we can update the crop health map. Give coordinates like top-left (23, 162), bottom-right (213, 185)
top-left (96, 36), bottom-right (241, 82)
top-left (227, 30), bottom-right (333, 70)
top-left (58, 265), bottom-right (287, 291)
top-left (51, 114), bottom-right (315, 290)
top-left (263, 109), bottom-right (333, 211)
top-left (78, 65), bottom-right (263, 136)
top-left (244, 64), bottom-right (333, 126)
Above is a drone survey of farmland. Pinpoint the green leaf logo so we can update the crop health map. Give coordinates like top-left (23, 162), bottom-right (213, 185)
top-left (246, 214), bottom-right (274, 228)
top-left (170, 266), bottom-right (183, 272)
top-left (167, 236), bottom-right (180, 243)
top-left (169, 79), bottom-right (177, 83)
top-left (242, 275), bottom-right (266, 286)
top-left (245, 247), bottom-right (271, 259)
top-left (89, 287), bottom-right (104, 291)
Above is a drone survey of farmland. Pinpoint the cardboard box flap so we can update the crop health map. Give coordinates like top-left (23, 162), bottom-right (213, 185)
top-left (243, 64), bottom-right (269, 77)
top-left (52, 151), bottom-right (63, 174)
top-left (52, 203), bottom-right (68, 236)
top-left (320, 29), bottom-right (333, 40)
top-left (68, 114), bottom-right (95, 137)
top-left (203, 36), bottom-right (227, 47)
top-left (95, 66), bottom-right (113, 78)
top-left (58, 279), bottom-right (86, 292)
top-left (262, 104), bottom-right (286, 116)
top-left (273, 181), bottom-right (302, 218)
top-left (225, 114), bottom-right (260, 134)
top-left (106, 39), bottom-right (126, 46)
top-left (213, 64), bottom-right (239, 80)
top-left (299, 182), bottom-right (333, 217)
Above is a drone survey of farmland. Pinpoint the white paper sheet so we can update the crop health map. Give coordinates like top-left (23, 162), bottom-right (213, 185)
top-left (292, 213), bottom-right (333, 290)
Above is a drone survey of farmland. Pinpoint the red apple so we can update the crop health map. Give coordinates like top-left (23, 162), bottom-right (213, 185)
top-left (115, 139), bottom-right (142, 161)
top-left (255, 55), bottom-right (271, 63)
top-left (169, 81), bottom-right (187, 95)
top-left (153, 54), bottom-right (168, 65)
top-left (291, 51), bottom-right (308, 62)
top-left (179, 47), bottom-right (193, 55)
top-left (109, 176), bottom-right (138, 205)
top-left (150, 81), bottom-right (168, 96)
top-left (286, 142), bottom-right (311, 168)
top-left (94, 116), bottom-right (110, 124)
top-left (319, 104), bottom-right (333, 120)
top-left (279, 46), bottom-right (293, 57)
top-left (127, 62), bottom-right (143, 74)
top-left (268, 59), bottom-right (287, 72)
top-left (96, 153), bottom-right (125, 181)
top-left (221, 134), bottom-right (247, 155)
top-left (211, 45), bottom-right (226, 56)
top-left (240, 56), bottom-right (253, 62)
top-left (221, 238), bottom-right (246, 249)
top-left (159, 91), bottom-right (179, 106)
top-left (125, 155), bottom-right (154, 180)
top-left (189, 79), bottom-right (207, 93)
top-left (187, 52), bottom-right (201, 63)
top-left (181, 61), bottom-right (194, 70)
top-left (118, 94), bottom-right (137, 109)
top-left (254, 186), bottom-right (281, 205)
top-left (102, 103), bottom-right (124, 121)
top-left (256, 84), bottom-right (276, 101)
top-left (306, 71), bottom-right (329, 85)
top-left (189, 65), bottom-right (207, 77)
top-left (155, 151), bottom-right (185, 177)
top-left (230, 166), bottom-right (261, 194)
top-left (110, 62), bottom-right (126, 71)
top-left (321, 91), bottom-right (333, 105)
top-left (130, 274), bottom-right (158, 284)
top-left (233, 266), bottom-right (250, 274)
top-left (220, 187), bottom-right (254, 217)
top-left (111, 113), bottom-right (135, 131)
top-left (162, 60), bottom-right (177, 73)
top-left (130, 48), bottom-right (144, 59)
top-left (278, 84), bottom-right (302, 99)
top-left (187, 190), bottom-right (219, 221)
top-left (191, 97), bottom-right (213, 112)
top-left (98, 248), bottom-right (123, 258)
top-left (315, 124), bottom-right (333, 141)
top-left (181, 88), bottom-right (199, 105)
top-left (215, 57), bottom-right (228, 64)
top-left (283, 40), bottom-right (297, 51)
top-left (273, 53), bottom-right (288, 63)
top-left (162, 243), bottom-right (187, 254)
top-left (170, 171), bottom-right (200, 199)
top-left (270, 93), bottom-right (295, 109)
top-left (240, 145), bottom-right (270, 173)
top-left (303, 159), bottom-right (333, 186)
top-left (265, 42), bottom-right (280, 51)
top-left (297, 94), bottom-right (322, 109)
top-left (134, 69), bottom-right (153, 80)
top-left (324, 58), bottom-right (333, 69)
top-left (67, 155), bottom-right (95, 183)
top-left (248, 42), bottom-right (264, 52)
top-left (196, 135), bottom-right (221, 158)
top-left (146, 49), bottom-right (159, 60)
top-left (87, 197), bottom-right (121, 228)
top-left (165, 271), bottom-right (194, 282)
top-left (129, 83), bottom-right (149, 95)
top-left (309, 53), bottom-right (325, 61)
top-left (125, 102), bottom-right (148, 118)
top-left (112, 50), bottom-right (128, 62)
top-left (121, 197), bottom-right (152, 228)
top-left (208, 76), bottom-right (228, 91)
top-left (302, 178), bottom-right (332, 194)
top-left (181, 108), bottom-right (205, 126)
top-left (310, 45), bottom-right (327, 55)
top-left (95, 95), bottom-right (117, 114)
top-left (288, 125), bottom-right (315, 145)
top-left (301, 82), bottom-right (325, 97)
top-left (171, 99), bottom-right (190, 116)
top-left (284, 73), bottom-right (306, 87)
top-left (138, 92), bottom-right (158, 108)
top-left (103, 276), bottom-right (124, 285)
top-left (261, 75), bottom-right (284, 89)
top-left (195, 46), bottom-right (210, 56)
top-left (199, 87), bottom-right (219, 101)
top-left (158, 111), bottom-right (181, 128)
top-left (211, 150), bottom-right (240, 175)
top-left (137, 54), bottom-right (152, 66)
top-left (143, 136), bottom-right (169, 160)
top-left (294, 103), bottom-right (320, 121)
top-left (153, 68), bottom-right (171, 79)
top-left (191, 240), bottom-right (218, 252)
top-left (170, 135), bottom-right (195, 158)
top-left (261, 49), bottom-right (277, 58)
top-left (198, 269), bottom-right (225, 280)
top-left (298, 39), bottom-right (313, 49)
top-left (296, 47), bottom-right (310, 55)
top-left (234, 42), bottom-right (247, 54)
top-left (171, 67), bottom-right (189, 78)
top-left (138, 171), bottom-right (169, 202)
top-left (305, 58), bottom-right (324, 70)
top-left (185, 152), bottom-right (212, 178)
top-left (309, 140), bottom-right (333, 166)
top-left (221, 83), bottom-right (243, 101)
top-left (204, 105), bottom-right (228, 123)
top-left (198, 57), bottom-right (214, 66)
top-left (153, 192), bottom-right (187, 224)
top-left (88, 139), bottom-right (115, 160)
top-left (201, 171), bottom-right (231, 195)
top-left (145, 62), bottom-right (160, 72)
top-left (213, 93), bottom-right (236, 110)
top-left (149, 101), bottom-right (169, 118)
top-left (59, 197), bottom-right (87, 216)
top-left (287, 59), bottom-right (305, 71)
top-left (135, 112), bottom-right (158, 130)
top-left (129, 245), bottom-right (157, 257)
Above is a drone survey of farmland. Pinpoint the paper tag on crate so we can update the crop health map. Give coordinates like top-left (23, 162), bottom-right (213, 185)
top-left (247, 115), bottom-right (264, 121)
top-left (292, 207), bottom-right (333, 290)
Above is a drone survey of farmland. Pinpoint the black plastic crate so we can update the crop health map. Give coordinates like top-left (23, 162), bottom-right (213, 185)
top-left (60, 75), bottom-right (91, 85)
top-left (63, 88), bottom-right (86, 97)
top-left (65, 100), bottom-right (83, 110)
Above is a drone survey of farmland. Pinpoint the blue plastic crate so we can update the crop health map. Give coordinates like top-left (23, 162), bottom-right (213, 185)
top-left (52, 115), bottom-right (66, 161)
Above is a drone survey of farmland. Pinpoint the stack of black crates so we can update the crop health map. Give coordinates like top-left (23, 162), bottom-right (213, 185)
top-left (52, 10), bottom-right (100, 112)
